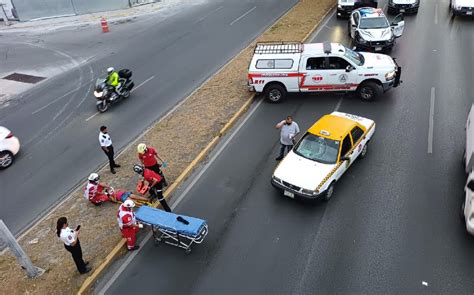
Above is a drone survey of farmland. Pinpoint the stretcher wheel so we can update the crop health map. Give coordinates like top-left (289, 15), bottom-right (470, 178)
top-left (185, 248), bottom-right (192, 255)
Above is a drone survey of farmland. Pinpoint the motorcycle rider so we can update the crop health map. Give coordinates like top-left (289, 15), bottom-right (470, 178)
top-left (106, 67), bottom-right (121, 100)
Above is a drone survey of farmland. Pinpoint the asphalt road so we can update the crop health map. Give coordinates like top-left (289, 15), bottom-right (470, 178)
top-left (0, 0), bottom-right (299, 235)
top-left (100, 0), bottom-right (474, 294)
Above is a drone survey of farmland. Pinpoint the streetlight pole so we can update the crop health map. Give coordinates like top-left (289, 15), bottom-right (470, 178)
top-left (0, 219), bottom-right (44, 278)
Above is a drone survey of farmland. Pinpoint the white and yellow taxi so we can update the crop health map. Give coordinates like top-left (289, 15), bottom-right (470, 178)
top-left (271, 112), bottom-right (375, 201)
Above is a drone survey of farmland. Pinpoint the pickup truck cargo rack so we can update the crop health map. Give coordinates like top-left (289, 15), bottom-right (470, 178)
top-left (254, 42), bottom-right (303, 54)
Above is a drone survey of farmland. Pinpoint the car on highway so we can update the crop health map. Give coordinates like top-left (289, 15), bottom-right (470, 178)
top-left (349, 7), bottom-right (405, 52)
top-left (337, 0), bottom-right (378, 18)
top-left (247, 42), bottom-right (402, 103)
top-left (387, 0), bottom-right (420, 14)
top-left (0, 126), bottom-right (20, 169)
top-left (271, 112), bottom-right (375, 202)
top-left (462, 104), bottom-right (474, 234)
top-left (450, 0), bottom-right (474, 16)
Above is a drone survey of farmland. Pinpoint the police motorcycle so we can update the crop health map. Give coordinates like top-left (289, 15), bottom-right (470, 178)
top-left (94, 69), bottom-right (134, 113)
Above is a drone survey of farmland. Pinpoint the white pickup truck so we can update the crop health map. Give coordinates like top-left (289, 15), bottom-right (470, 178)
top-left (247, 42), bottom-right (401, 103)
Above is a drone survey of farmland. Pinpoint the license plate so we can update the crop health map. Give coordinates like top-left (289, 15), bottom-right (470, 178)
top-left (400, 9), bottom-right (405, 12)
top-left (375, 47), bottom-right (382, 51)
top-left (284, 190), bottom-right (294, 198)
top-left (467, 11), bottom-right (473, 15)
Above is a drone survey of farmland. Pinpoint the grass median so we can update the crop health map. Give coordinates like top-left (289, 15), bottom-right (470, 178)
top-left (0, 0), bottom-right (335, 294)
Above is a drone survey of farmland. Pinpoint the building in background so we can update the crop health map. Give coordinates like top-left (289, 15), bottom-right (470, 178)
top-left (6, 0), bottom-right (157, 22)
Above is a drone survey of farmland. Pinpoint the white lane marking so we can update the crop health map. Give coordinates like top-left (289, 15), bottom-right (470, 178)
top-left (435, 4), bottom-right (439, 24)
top-left (174, 98), bottom-right (264, 206)
top-left (97, 231), bottom-right (153, 295)
top-left (99, 98), bottom-right (265, 295)
top-left (131, 76), bottom-right (154, 93)
top-left (428, 87), bottom-right (435, 154)
top-left (85, 76), bottom-right (155, 122)
top-left (85, 112), bottom-right (99, 121)
top-left (229, 6), bottom-right (256, 26)
top-left (308, 10), bottom-right (335, 42)
top-left (334, 97), bottom-right (343, 111)
top-left (31, 83), bottom-right (86, 114)
top-left (422, 281), bottom-right (429, 286)
top-left (194, 6), bottom-right (223, 24)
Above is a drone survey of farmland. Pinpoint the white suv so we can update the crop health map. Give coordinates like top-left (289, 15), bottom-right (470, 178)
top-left (349, 7), bottom-right (405, 52)
top-left (450, 0), bottom-right (474, 16)
top-left (0, 126), bottom-right (20, 169)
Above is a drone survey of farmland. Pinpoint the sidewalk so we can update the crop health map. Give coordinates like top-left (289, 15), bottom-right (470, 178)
top-left (0, 1), bottom-right (164, 34)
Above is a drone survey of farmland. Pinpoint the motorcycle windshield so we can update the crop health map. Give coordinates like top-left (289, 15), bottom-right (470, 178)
top-left (95, 78), bottom-right (106, 91)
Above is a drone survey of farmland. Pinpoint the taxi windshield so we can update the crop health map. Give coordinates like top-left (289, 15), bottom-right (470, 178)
top-left (294, 133), bottom-right (340, 164)
top-left (344, 47), bottom-right (364, 66)
top-left (359, 17), bottom-right (389, 29)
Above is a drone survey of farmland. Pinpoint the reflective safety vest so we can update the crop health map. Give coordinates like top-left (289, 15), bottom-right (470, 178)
top-left (117, 204), bottom-right (136, 229)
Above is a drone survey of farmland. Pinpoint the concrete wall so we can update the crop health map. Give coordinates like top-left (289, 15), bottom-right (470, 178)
top-left (12, 0), bottom-right (131, 21)
top-left (71, 0), bottom-right (129, 15)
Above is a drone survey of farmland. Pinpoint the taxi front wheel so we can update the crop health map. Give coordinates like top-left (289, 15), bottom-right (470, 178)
top-left (357, 81), bottom-right (382, 102)
top-left (322, 182), bottom-right (335, 202)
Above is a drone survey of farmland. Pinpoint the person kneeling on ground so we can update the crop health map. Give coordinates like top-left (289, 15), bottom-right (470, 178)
top-left (117, 199), bottom-right (143, 251)
top-left (133, 164), bottom-right (172, 212)
top-left (83, 173), bottom-right (112, 205)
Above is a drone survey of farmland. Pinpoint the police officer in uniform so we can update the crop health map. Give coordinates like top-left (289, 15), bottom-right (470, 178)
top-left (56, 217), bottom-right (92, 274)
top-left (99, 126), bottom-right (120, 174)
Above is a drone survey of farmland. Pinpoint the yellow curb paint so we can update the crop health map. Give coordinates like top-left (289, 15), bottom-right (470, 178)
top-left (77, 4), bottom-right (335, 294)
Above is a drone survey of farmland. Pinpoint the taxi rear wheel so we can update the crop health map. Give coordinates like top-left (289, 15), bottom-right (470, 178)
top-left (357, 81), bottom-right (382, 102)
top-left (322, 182), bottom-right (335, 202)
top-left (359, 143), bottom-right (368, 159)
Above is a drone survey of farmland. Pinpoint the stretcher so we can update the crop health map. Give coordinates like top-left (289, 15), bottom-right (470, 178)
top-left (135, 206), bottom-right (208, 254)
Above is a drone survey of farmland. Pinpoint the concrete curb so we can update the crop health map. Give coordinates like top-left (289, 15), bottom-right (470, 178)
top-left (77, 4), bottom-right (336, 295)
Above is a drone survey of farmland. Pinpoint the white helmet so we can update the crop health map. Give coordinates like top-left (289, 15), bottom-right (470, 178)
top-left (137, 143), bottom-right (147, 154)
top-left (107, 67), bottom-right (115, 74)
top-left (88, 173), bottom-right (100, 182)
top-left (123, 199), bottom-right (135, 208)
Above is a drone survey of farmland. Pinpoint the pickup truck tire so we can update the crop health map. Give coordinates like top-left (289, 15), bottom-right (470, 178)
top-left (357, 81), bottom-right (382, 101)
top-left (264, 84), bottom-right (287, 103)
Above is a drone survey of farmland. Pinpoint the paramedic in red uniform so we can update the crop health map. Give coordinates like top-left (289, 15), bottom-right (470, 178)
top-left (83, 173), bottom-right (111, 205)
top-left (137, 143), bottom-right (168, 186)
top-left (133, 164), bottom-right (172, 212)
top-left (117, 199), bottom-right (143, 251)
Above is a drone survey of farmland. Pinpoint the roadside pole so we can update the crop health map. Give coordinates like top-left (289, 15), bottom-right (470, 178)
top-left (0, 220), bottom-right (44, 278)
top-left (0, 4), bottom-right (10, 26)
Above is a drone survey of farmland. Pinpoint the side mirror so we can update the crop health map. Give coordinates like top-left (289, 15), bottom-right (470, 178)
top-left (345, 65), bottom-right (353, 72)
top-left (340, 156), bottom-right (350, 162)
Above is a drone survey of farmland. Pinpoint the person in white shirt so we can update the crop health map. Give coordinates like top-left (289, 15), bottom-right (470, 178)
top-left (99, 125), bottom-right (121, 174)
top-left (56, 217), bottom-right (91, 274)
top-left (275, 116), bottom-right (300, 161)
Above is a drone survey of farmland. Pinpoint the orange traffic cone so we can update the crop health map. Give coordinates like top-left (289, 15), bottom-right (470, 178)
top-left (100, 17), bottom-right (109, 33)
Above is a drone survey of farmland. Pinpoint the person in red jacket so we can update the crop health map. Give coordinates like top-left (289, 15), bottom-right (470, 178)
top-left (117, 199), bottom-right (143, 251)
top-left (133, 164), bottom-right (172, 212)
top-left (137, 143), bottom-right (168, 186)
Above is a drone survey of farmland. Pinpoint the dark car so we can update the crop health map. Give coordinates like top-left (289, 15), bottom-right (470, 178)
top-left (337, 0), bottom-right (378, 18)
